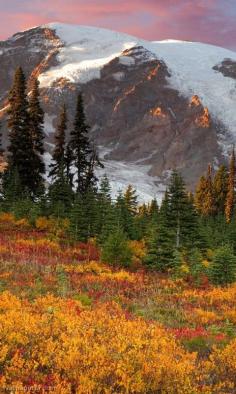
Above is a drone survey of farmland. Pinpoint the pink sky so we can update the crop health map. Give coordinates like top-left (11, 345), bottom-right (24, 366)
top-left (0, 0), bottom-right (236, 50)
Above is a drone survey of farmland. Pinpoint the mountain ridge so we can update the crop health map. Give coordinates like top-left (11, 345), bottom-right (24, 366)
top-left (0, 23), bottom-right (236, 201)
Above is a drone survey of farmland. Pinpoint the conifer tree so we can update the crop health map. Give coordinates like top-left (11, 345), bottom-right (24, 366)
top-left (48, 105), bottom-right (73, 215)
top-left (156, 190), bottom-right (174, 268)
top-left (28, 77), bottom-right (45, 194)
top-left (135, 203), bottom-right (150, 239)
top-left (209, 245), bottom-right (236, 285)
top-left (149, 198), bottom-right (159, 220)
top-left (116, 190), bottom-right (137, 239)
top-left (96, 175), bottom-right (113, 240)
top-left (145, 190), bottom-right (174, 271)
top-left (102, 227), bottom-right (132, 267)
top-left (49, 104), bottom-right (67, 180)
top-left (204, 164), bottom-right (216, 216)
top-left (69, 94), bottom-right (101, 194)
top-left (124, 185), bottom-right (138, 215)
top-left (213, 165), bottom-right (228, 215)
top-left (195, 165), bottom-right (216, 216)
top-left (168, 170), bottom-right (199, 248)
top-left (195, 175), bottom-right (208, 215)
top-left (7, 67), bottom-right (37, 196)
top-left (225, 149), bottom-right (235, 223)
top-left (64, 143), bottom-right (74, 187)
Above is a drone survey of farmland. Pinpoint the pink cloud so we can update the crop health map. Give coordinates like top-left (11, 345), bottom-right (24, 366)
top-left (0, 0), bottom-right (235, 50)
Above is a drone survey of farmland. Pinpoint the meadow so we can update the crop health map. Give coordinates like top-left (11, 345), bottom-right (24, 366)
top-left (0, 213), bottom-right (235, 393)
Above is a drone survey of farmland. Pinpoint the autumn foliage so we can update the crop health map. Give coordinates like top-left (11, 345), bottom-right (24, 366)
top-left (0, 219), bottom-right (236, 392)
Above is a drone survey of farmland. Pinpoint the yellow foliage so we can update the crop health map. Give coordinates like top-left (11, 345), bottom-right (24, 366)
top-left (201, 339), bottom-right (236, 392)
top-left (0, 212), bottom-right (15, 224)
top-left (0, 292), bottom-right (196, 393)
top-left (129, 240), bottom-right (146, 261)
top-left (193, 308), bottom-right (218, 325)
top-left (35, 216), bottom-right (70, 236)
top-left (15, 218), bottom-right (30, 228)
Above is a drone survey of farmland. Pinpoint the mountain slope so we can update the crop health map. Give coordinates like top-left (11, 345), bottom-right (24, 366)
top-left (0, 23), bottom-right (236, 201)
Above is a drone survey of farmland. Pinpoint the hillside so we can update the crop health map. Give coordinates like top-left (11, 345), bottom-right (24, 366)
top-left (0, 215), bottom-right (236, 393)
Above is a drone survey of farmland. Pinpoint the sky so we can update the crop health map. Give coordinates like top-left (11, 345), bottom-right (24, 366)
top-left (0, 0), bottom-right (236, 50)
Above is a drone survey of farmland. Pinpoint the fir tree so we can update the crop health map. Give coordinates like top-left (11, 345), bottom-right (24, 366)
top-left (7, 67), bottom-right (37, 196)
top-left (124, 185), bottom-right (138, 215)
top-left (69, 94), bottom-right (102, 194)
top-left (64, 143), bottom-right (74, 187)
top-left (144, 222), bottom-right (159, 269)
top-left (144, 191), bottom-right (174, 272)
top-left (49, 104), bottom-right (67, 180)
top-left (102, 227), bottom-right (132, 267)
top-left (204, 164), bottom-right (216, 216)
top-left (195, 175), bottom-right (208, 215)
top-left (28, 77), bottom-right (45, 195)
top-left (225, 149), bottom-right (235, 223)
top-left (116, 190), bottom-right (137, 239)
top-left (195, 165), bottom-right (216, 216)
top-left (156, 190), bottom-right (174, 270)
top-left (213, 165), bottom-right (228, 215)
top-left (48, 105), bottom-right (73, 216)
top-left (209, 245), bottom-right (236, 285)
top-left (168, 170), bottom-right (199, 248)
top-left (148, 198), bottom-right (159, 221)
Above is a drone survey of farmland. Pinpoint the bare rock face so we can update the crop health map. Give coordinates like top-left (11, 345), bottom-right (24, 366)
top-left (0, 24), bottom-right (235, 198)
top-left (213, 59), bottom-right (236, 80)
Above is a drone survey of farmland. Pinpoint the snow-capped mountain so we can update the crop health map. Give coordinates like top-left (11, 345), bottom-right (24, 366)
top-left (0, 23), bottom-right (236, 201)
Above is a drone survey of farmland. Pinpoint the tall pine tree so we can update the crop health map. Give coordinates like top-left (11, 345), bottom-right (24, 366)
top-left (225, 148), bottom-right (235, 223)
top-left (48, 105), bottom-right (73, 216)
top-left (69, 94), bottom-right (101, 194)
top-left (7, 67), bottom-right (38, 197)
top-left (28, 77), bottom-right (45, 194)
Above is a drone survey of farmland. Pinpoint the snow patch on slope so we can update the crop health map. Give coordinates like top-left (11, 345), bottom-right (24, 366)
top-left (39, 23), bottom-right (139, 86)
top-left (38, 23), bottom-right (236, 141)
top-left (147, 40), bottom-right (236, 137)
top-left (96, 147), bottom-right (165, 203)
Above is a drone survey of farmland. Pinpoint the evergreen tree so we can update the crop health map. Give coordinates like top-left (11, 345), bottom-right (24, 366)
top-left (7, 67), bottom-right (38, 196)
top-left (213, 165), bottom-right (228, 215)
top-left (204, 164), bottom-right (216, 216)
top-left (209, 245), bottom-right (236, 285)
top-left (195, 175), bottom-right (208, 215)
top-left (124, 185), bottom-right (138, 215)
top-left (148, 198), bottom-right (159, 221)
top-left (69, 188), bottom-right (98, 241)
top-left (64, 143), bottom-right (74, 187)
top-left (48, 105), bottom-right (73, 216)
top-left (116, 190), bottom-right (137, 239)
top-left (1, 167), bottom-right (23, 209)
top-left (144, 191), bottom-right (174, 272)
top-left (144, 222), bottom-right (159, 269)
top-left (49, 105), bottom-right (67, 180)
top-left (171, 249), bottom-right (183, 277)
top-left (168, 170), bottom-right (199, 248)
top-left (97, 175), bottom-right (115, 242)
top-left (156, 190), bottom-right (174, 269)
top-left (69, 94), bottom-right (101, 194)
top-left (225, 149), bottom-right (235, 223)
top-left (28, 77), bottom-right (45, 194)
top-left (102, 227), bottom-right (132, 267)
